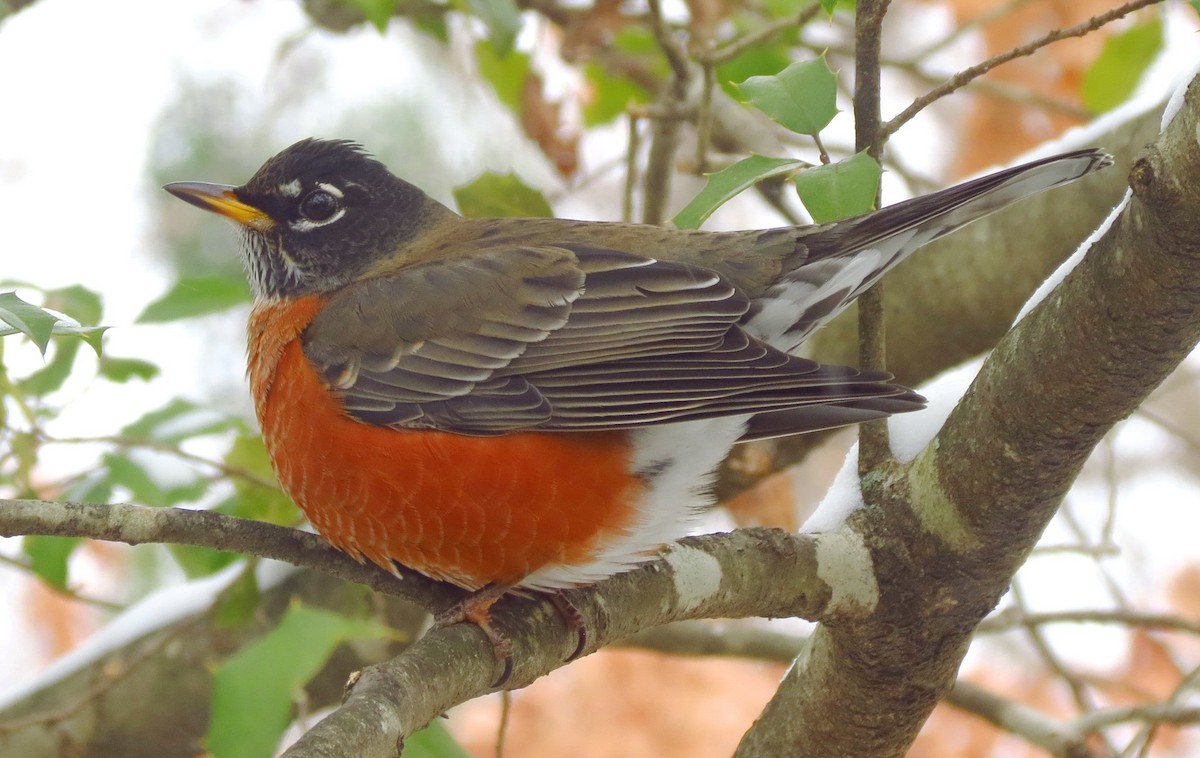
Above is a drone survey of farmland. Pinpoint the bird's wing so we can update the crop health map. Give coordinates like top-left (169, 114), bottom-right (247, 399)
top-left (302, 244), bottom-right (918, 435)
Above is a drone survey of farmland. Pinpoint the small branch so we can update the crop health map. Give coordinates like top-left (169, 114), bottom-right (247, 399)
top-left (0, 553), bottom-right (125, 612)
top-left (852, 0), bottom-right (893, 474)
top-left (0, 499), bottom-right (439, 607)
top-left (883, 0), bottom-right (1167, 139)
top-left (706, 3), bottom-right (823, 65)
top-left (904, 0), bottom-right (1042, 62)
top-left (947, 680), bottom-right (1091, 758)
top-left (46, 434), bottom-right (279, 491)
top-left (1072, 704), bottom-right (1200, 735)
top-left (977, 608), bottom-right (1200, 637)
top-left (640, 0), bottom-right (691, 225)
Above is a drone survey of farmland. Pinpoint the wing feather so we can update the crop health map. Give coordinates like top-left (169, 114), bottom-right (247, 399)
top-left (301, 244), bottom-right (919, 434)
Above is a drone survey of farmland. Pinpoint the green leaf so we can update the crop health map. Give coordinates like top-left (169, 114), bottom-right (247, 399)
top-left (170, 544), bottom-right (240, 578)
top-left (405, 721), bottom-right (473, 758)
top-left (819, 0), bottom-right (837, 12)
top-left (1081, 18), bottom-right (1163, 113)
top-left (0, 291), bottom-right (59, 354)
top-left (454, 173), bottom-right (552, 218)
top-left (716, 43), bottom-right (792, 97)
top-left (43, 284), bottom-right (103, 326)
top-left (581, 63), bottom-right (651, 125)
top-left (463, 0), bottom-right (523, 57)
top-left (412, 8), bottom-right (449, 41)
top-left (474, 42), bottom-right (531, 112)
top-left (216, 433), bottom-right (296, 525)
top-left (65, 473), bottom-right (114, 504)
top-left (136, 276), bottom-right (250, 323)
top-left (99, 356), bottom-right (161, 383)
top-left (207, 604), bottom-right (391, 758)
top-left (345, 0), bottom-right (399, 31)
top-left (213, 569), bottom-right (260, 627)
top-left (120, 398), bottom-right (237, 442)
top-left (672, 155), bottom-right (807, 230)
top-left (103, 453), bottom-right (166, 506)
top-left (20, 337), bottom-right (81, 396)
top-left (736, 57), bottom-right (838, 135)
top-left (793, 151), bottom-right (882, 223)
top-left (23, 535), bottom-right (81, 591)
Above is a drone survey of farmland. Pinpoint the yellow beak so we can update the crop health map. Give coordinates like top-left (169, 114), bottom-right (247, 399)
top-left (163, 182), bottom-right (273, 230)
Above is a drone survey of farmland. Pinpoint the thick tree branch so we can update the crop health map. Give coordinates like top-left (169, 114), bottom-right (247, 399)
top-left (736, 72), bottom-right (1200, 756)
top-left (280, 523), bottom-right (862, 756)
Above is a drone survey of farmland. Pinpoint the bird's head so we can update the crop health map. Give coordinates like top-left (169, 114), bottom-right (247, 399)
top-left (165, 138), bottom-right (450, 299)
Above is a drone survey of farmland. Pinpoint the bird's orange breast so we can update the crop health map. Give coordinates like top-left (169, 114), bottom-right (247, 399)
top-left (246, 296), bottom-right (644, 589)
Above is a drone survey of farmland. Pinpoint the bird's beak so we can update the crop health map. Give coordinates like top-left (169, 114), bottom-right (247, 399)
top-left (163, 182), bottom-right (273, 230)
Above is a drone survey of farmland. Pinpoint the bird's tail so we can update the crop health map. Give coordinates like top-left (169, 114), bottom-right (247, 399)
top-left (805, 148), bottom-right (1113, 262)
top-left (746, 148), bottom-right (1113, 351)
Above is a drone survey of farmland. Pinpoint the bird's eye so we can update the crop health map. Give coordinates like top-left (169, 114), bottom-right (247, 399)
top-left (299, 190), bottom-right (340, 222)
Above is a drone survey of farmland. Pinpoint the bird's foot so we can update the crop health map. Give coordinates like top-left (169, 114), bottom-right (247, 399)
top-left (434, 583), bottom-right (515, 687)
top-left (434, 584), bottom-right (591, 687)
top-left (546, 591), bottom-right (588, 661)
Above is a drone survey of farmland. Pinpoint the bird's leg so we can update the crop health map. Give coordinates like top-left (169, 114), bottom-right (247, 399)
top-left (433, 585), bottom-right (591, 686)
top-left (434, 582), bottom-right (516, 687)
top-left (546, 591), bottom-right (588, 661)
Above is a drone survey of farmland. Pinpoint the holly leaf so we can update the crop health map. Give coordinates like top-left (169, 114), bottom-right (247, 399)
top-left (475, 42), bottom-right (531, 112)
top-left (673, 155), bottom-right (807, 230)
top-left (793, 151), bottom-right (882, 223)
top-left (454, 173), bottom-right (552, 218)
top-left (0, 291), bottom-right (59, 354)
top-left (582, 62), bottom-right (651, 125)
top-left (345, 0), bottom-right (399, 32)
top-left (99, 356), bottom-right (161, 383)
top-left (137, 276), bottom-right (250, 323)
top-left (120, 398), bottom-right (238, 442)
top-left (736, 57), bottom-right (838, 135)
top-left (463, 0), bottom-right (523, 57)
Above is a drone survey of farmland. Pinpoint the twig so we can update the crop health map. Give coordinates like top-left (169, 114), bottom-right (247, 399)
top-left (904, 0), bottom-right (1043, 62)
top-left (883, 0), bottom-right (1168, 138)
top-left (978, 608), bottom-right (1200, 637)
top-left (45, 434), bottom-right (279, 491)
top-left (706, 3), bottom-right (824, 65)
top-left (1011, 580), bottom-right (1118, 755)
top-left (624, 114), bottom-right (641, 223)
top-left (0, 552), bottom-right (125, 612)
top-left (852, 0), bottom-right (892, 473)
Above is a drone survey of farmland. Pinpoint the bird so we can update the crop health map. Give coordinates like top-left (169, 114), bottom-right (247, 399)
top-left (165, 138), bottom-right (1110, 677)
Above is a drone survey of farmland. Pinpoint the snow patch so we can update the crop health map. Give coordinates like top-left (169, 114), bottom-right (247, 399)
top-left (663, 542), bottom-right (723, 613)
top-left (889, 358), bottom-right (984, 464)
top-left (813, 529), bottom-right (879, 614)
top-left (1013, 191), bottom-right (1130, 325)
top-left (0, 560), bottom-right (247, 712)
top-left (801, 444), bottom-right (862, 533)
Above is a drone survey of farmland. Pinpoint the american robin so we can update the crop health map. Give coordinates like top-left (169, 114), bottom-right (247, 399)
top-left (165, 139), bottom-right (1109, 671)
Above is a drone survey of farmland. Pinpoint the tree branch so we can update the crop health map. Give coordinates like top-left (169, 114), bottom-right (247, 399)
top-left (735, 71), bottom-right (1200, 756)
top-left (883, 0), bottom-right (1167, 139)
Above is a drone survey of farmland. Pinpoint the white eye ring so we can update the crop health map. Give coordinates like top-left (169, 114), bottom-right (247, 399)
top-left (292, 186), bottom-right (346, 232)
